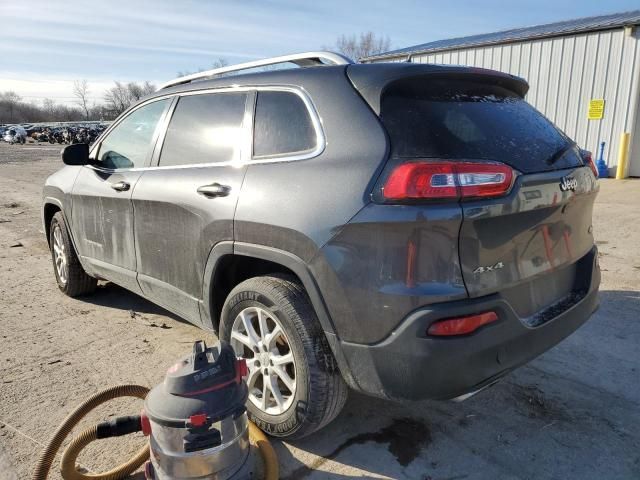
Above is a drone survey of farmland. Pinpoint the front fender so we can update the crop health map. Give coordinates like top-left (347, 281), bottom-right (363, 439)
top-left (42, 166), bottom-right (84, 265)
top-left (42, 165), bottom-right (82, 226)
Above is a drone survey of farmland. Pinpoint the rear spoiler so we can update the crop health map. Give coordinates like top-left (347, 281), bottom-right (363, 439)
top-left (346, 63), bottom-right (529, 115)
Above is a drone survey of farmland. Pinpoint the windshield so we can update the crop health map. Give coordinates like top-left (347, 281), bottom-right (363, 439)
top-left (381, 77), bottom-right (581, 173)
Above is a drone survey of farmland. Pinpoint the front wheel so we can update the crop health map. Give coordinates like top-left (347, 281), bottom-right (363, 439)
top-left (50, 212), bottom-right (97, 296)
top-left (220, 275), bottom-right (348, 439)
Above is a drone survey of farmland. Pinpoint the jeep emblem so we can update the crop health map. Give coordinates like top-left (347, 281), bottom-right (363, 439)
top-left (560, 175), bottom-right (577, 192)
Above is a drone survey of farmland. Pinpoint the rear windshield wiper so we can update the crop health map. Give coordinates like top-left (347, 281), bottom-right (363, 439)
top-left (546, 142), bottom-right (575, 166)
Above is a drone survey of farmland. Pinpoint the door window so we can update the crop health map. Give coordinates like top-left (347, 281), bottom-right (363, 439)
top-left (253, 91), bottom-right (317, 158)
top-left (98, 99), bottom-right (169, 169)
top-left (159, 93), bottom-right (248, 167)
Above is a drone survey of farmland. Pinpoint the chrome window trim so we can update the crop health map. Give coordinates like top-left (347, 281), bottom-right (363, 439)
top-left (149, 95), bottom-right (179, 167)
top-left (250, 88), bottom-right (325, 162)
top-left (88, 85), bottom-right (325, 173)
top-left (154, 89), bottom-right (253, 169)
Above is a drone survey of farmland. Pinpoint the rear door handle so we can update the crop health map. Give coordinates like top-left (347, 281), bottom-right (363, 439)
top-left (197, 183), bottom-right (231, 198)
top-left (110, 181), bottom-right (130, 192)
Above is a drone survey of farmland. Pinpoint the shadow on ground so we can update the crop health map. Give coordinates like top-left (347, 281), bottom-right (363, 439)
top-left (80, 282), bottom-right (185, 323)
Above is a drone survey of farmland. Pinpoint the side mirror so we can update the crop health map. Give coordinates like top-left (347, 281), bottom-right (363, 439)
top-left (62, 143), bottom-right (90, 166)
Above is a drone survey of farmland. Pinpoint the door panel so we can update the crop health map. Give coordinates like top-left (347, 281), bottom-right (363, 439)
top-left (71, 168), bottom-right (143, 293)
top-left (132, 166), bottom-right (246, 324)
top-left (71, 98), bottom-right (171, 293)
top-left (131, 91), bottom-right (250, 326)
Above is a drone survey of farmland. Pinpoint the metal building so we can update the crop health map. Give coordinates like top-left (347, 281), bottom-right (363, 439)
top-left (363, 11), bottom-right (640, 177)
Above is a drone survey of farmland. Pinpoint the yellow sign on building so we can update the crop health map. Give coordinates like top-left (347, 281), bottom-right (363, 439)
top-left (588, 99), bottom-right (605, 120)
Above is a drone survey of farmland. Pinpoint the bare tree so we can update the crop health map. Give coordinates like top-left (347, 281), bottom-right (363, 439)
top-left (126, 81), bottom-right (156, 102)
top-left (330, 32), bottom-right (391, 61)
top-left (0, 91), bottom-right (22, 123)
top-left (177, 57), bottom-right (229, 77)
top-left (127, 82), bottom-right (144, 102)
top-left (141, 81), bottom-right (156, 96)
top-left (104, 81), bottom-right (129, 116)
top-left (212, 58), bottom-right (229, 69)
top-left (42, 98), bottom-right (57, 121)
top-left (103, 81), bottom-right (158, 117)
top-left (73, 79), bottom-right (90, 120)
top-left (43, 98), bottom-right (55, 115)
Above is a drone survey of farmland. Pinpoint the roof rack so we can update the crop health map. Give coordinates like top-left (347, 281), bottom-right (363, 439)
top-left (159, 51), bottom-right (354, 90)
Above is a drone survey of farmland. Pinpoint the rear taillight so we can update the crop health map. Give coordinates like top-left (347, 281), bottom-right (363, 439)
top-left (427, 311), bottom-right (498, 336)
top-left (581, 150), bottom-right (598, 178)
top-left (382, 161), bottom-right (514, 201)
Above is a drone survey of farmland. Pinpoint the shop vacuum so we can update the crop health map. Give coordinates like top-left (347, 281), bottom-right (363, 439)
top-left (32, 340), bottom-right (278, 480)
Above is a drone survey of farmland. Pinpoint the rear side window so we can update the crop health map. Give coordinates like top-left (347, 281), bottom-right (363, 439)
top-left (381, 77), bottom-right (580, 173)
top-left (160, 93), bottom-right (247, 167)
top-left (253, 91), bottom-right (317, 158)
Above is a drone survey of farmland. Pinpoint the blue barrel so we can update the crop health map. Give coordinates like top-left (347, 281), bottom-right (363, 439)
top-left (596, 141), bottom-right (608, 178)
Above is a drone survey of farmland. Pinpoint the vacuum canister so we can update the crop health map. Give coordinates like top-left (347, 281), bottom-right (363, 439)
top-left (142, 340), bottom-right (250, 479)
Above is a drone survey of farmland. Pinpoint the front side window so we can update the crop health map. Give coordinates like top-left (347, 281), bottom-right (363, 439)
top-left (159, 93), bottom-right (247, 167)
top-left (253, 91), bottom-right (317, 158)
top-left (98, 99), bottom-right (169, 169)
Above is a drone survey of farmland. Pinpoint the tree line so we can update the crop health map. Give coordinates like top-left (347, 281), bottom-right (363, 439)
top-left (1, 32), bottom-right (390, 124)
top-left (0, 81), bottom-right (157, 124)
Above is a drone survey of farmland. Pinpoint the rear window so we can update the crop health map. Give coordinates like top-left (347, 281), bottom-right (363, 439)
top-left (253, 91), bottom-right (317, 158)
top-left (381, 77), bottom-right (581, 173)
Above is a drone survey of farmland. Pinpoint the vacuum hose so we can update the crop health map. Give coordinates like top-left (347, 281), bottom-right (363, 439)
top-left (32, 384), bottom-right (279, 480)
top-left (32, 385), bottom-right (150, 480)
top-left (248, 422), bottom-right (279, 480)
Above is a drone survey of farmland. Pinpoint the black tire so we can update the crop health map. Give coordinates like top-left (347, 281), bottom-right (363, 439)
top-left (220, 275), bottom-right (348, 439)
top-left (49, 212), bottom-right (97, 296)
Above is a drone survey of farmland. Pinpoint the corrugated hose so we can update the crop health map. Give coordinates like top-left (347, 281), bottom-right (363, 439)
top-left (32, 384), bottom-right (279, 480)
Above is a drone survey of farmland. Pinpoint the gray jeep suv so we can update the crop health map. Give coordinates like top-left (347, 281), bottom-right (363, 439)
top-left (43, 52), bottom-right (600, 439)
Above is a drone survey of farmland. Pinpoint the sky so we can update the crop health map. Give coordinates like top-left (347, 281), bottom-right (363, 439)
top-left (1, 0), bottom-right (639, 106)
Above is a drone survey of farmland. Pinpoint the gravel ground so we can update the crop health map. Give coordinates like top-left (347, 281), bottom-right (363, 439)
top-left (0, 141), bottom-right (638, 480)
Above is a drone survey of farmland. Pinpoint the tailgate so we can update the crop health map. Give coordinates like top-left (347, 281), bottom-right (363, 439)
top-left (370, 70), bottom-right (599, 318)
top-left (459, 166), bottom-right (598, 312)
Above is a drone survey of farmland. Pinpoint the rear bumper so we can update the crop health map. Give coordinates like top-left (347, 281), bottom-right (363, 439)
top-left (339, 247), bottom-right (600, 401)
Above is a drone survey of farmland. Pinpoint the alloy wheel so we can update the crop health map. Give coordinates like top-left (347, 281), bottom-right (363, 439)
top-left (230, 306), bottom-right (296, 415)
top-left (52, 225), bottom-right (68, 285)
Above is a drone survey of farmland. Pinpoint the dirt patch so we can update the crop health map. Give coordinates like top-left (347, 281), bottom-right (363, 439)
top-left (510, 384), bottom-right (572, 423)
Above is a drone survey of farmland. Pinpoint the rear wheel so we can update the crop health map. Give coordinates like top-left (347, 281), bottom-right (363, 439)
top-left (220, 275), bottom-right (347, 439)
top-left (50, 212), bottom-right (97, 296)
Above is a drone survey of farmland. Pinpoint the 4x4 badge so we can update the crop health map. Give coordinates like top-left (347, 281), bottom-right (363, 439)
top-left (560, 175), bottom-right (578, 192)
top-left (473, 262), bottom-right (504, 274)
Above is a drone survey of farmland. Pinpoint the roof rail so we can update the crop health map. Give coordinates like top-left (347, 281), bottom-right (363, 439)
top-left (158, 51), bottom-right (354, 90)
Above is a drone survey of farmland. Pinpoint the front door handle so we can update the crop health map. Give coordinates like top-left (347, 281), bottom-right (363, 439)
top-left (197, 183), bottom-right (231, 198)
top-left (110, 181), bottom-right (130, 192)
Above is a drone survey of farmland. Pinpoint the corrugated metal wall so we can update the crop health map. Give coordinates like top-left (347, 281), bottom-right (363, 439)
top-left (376, 28), bottom-right (640, 176)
